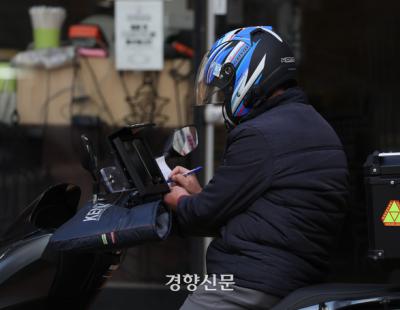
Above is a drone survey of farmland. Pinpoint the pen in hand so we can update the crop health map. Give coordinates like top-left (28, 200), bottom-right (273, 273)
top-left (167, 166), bottom-right (203, 183)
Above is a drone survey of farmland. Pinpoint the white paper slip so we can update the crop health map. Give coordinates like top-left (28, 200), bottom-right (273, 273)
top-left (156, 156), bottom-right (172, 183)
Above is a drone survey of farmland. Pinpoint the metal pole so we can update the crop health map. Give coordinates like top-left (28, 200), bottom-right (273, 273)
top-left (203, 0), bottom-right (216, 272)
top-left (206, 0), bottom-right (216, 49)
top-left (190, 0), bottom-right (207, 276)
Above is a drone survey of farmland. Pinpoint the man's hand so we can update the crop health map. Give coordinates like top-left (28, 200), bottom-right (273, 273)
top-left (163, 185), bottom-right (190, 211)
top-left (169, 166), bottom-right (203, 194)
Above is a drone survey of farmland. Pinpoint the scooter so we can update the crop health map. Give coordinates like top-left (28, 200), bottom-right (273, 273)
top-left (0, 123), bottom-right (198, 309)
top-left (3, 123), bottom-right (400, 310)
top-left (271, 282), bottom-right (400, 310)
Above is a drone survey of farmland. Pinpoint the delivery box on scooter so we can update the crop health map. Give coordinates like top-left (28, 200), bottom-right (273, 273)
top-left (364, 151), bottom-right (400, 260)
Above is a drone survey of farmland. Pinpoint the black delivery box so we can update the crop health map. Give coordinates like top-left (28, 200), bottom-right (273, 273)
top-left (364, 151), bottom-right (400, 260)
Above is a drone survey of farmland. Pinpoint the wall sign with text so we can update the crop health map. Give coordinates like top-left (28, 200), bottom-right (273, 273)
top-left (115, 0), bottom-right (164, 71)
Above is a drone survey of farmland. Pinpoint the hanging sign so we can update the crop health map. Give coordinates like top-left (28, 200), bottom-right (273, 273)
top-left (115, 0), bottom-right (164, 70)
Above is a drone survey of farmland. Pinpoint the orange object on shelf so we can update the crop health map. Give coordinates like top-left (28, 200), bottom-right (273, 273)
top-left (172, 41), bottom-right (194, 58)
top-left (69, 24), bottom-right (102, 42)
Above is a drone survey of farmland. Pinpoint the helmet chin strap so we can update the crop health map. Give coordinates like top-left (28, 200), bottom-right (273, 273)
top-left (222, 104), bottom-right (236, 130)
top-left (220, 79), bottom-right (237, 130)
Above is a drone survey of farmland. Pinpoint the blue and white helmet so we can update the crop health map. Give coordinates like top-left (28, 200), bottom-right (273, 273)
top-left (195, 26), bottom-right (297, 126)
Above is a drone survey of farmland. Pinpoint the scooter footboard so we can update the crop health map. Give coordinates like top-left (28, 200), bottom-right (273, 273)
top-left (48, 200), bottom-right (171, 252)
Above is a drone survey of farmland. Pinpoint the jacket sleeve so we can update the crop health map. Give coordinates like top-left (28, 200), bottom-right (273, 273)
top-left (175, 125), bottom-right (274, 235)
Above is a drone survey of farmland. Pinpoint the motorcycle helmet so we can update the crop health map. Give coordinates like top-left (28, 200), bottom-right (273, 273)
top-left (195, 26), bottom-right (297, 126)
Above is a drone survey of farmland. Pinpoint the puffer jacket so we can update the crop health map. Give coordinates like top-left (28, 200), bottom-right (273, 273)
top-left (176, 87), bottom-right (348, 297)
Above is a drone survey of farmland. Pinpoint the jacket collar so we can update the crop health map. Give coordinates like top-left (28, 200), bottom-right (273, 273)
top-left (240, 87), bottom-right (308, 123)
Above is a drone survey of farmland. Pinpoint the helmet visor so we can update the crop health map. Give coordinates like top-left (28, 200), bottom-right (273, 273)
top-left (195, 53), bottom-right (226, 106)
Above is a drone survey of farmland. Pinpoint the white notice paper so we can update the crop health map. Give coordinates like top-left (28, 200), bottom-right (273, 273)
top-left (156, 156), bottom-right (172, 183)
top-left (115, 0), bottom-right (164, 70)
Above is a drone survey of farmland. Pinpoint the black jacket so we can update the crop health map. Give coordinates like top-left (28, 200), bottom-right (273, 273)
top-left (176, 87), bottom-right (348, 297)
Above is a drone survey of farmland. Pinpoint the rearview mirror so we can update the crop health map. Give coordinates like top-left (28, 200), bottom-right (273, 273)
top-left (172, 126), bottom-right (198, 156)
top-left (80, 134), bottom-right (98, 182)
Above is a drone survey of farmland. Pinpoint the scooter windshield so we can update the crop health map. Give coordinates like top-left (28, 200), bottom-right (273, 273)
top-left (100, 166), bottom-right (133, 193)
